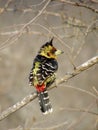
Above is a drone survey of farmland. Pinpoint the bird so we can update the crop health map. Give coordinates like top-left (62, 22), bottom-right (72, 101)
top-left (29, 38), bottom-right (63, 114)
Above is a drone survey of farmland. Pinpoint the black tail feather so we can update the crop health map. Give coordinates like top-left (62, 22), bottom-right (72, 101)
top-left (37, 89), bottom-right (53, 114)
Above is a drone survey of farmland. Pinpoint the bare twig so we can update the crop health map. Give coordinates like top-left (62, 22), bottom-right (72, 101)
top-left (73, 19), bottom-right (98, 60)
top-left (0, 30), bottom-right (48, 37)
top-left (92, 86), bottom-right (98, 95)
top-left (0, 55), bottom-right (98, 121)
top-left (60, 106), bottom-right (98, 116)
top-left (56, 55), bottom-right (98, 85)
top-left (33, 23), bottom-right (71, 50)
top-left (1, 0), bottom-right (98, 14)
top-left (54, 0), bottom-right (98, 13)
top-left (30, 0), bottom-right (46, 7)
top-left (0, 93), bottom-right (37, 122)
top-left (32, 121), bottom-right (68, 130)
top-left (0, 0), bottom-right (13, 14)
top-left (0, 16), bottom-right (87, 36)
top-left (91, 0), bottom-right (98, 3)
top-left (0, 0), bottom-right (51, 51)
top-left (66, 103), bottom-right (95, 130)
top-left (61, 85), bottom-right (98, 99)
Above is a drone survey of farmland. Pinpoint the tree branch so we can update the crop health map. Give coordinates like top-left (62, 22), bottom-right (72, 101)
top-left (54, 0), bottom-right (98, 14)
top-left (0, 0), bottom-right (51, 51)
top-left (0, 55), bottom-right (98, 121)
top-left (55, 55), bottom-right (98, 85)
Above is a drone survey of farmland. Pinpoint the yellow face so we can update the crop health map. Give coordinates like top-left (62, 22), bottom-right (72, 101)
top-left (39, 44), bottom-right (63, 59)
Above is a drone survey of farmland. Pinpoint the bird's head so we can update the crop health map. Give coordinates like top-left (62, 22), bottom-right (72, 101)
top-left (39, 38), bottom-right (63, 59)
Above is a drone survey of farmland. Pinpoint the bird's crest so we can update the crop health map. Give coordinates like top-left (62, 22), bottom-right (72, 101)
top-left (41, 37), bottom-right (54, 49)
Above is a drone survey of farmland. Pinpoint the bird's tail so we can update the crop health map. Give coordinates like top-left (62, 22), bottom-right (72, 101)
top-left (37, 88), bottom-right (53, 114)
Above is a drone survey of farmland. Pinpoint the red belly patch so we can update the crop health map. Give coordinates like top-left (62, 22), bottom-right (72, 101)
top-left (36, 84), bottom-right (46, 92)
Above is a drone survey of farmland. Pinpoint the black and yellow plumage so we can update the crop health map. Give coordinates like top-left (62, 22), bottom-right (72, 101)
top-left (29, 38), bottom-right (63, 114)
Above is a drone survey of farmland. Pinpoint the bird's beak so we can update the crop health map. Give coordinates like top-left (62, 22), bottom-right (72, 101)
top-left (55, 50), bottom-right (64, 55)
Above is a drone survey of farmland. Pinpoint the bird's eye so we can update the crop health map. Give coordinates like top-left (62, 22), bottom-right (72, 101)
top-left (47, 52), bottom-right (50, 56)
top-left (51, 47), bottom-right (56, 53)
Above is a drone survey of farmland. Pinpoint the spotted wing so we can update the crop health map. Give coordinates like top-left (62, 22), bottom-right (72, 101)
top-left (29, 68), bottom-right (34, 86)
top-left (29, 55), bottom-right (58, 86)
top-left (35, 58), bottom-right (58, 85)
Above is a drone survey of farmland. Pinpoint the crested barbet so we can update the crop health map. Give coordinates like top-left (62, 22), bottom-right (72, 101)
top-left (29, 38), bottom-right (63, 114)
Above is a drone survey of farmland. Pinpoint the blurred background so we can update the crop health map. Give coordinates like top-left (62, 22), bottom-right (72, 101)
top-left (0, 0), bottom-right (98, 129)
